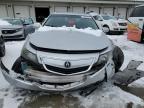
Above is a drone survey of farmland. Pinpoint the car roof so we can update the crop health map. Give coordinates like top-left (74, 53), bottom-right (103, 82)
top-left (88, 12), bottom-right (99, 16)
top-left (88, 12), bottom-right (113, 17)
top-left (135, 4), bottom-right (144, 8)
top-left (51, 12), bottom-right (92, 17)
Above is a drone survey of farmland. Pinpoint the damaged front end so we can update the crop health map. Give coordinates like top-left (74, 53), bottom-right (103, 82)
top-left (1, 51), bottom-right (115, 92)
top-left (1, 29), bottom-right (116, 92)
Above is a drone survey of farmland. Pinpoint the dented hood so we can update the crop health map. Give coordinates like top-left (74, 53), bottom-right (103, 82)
top-left (29, 29), bottom-right (111, 51)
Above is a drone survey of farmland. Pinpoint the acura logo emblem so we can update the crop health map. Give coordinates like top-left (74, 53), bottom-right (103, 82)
top-left (64, 61), bottom-right (71, 68)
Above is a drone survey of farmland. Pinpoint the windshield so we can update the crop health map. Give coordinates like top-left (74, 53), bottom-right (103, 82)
top-left (102, 15), bottom-right (117, 20)
top-left (115, 16), bottom-right (124, 20)
top-left (3, 19), bottom-right (23, 25)
top-left (23, 18), bottom-right (34, 25)
top-left (130, 6), bottom-right (144, 17)
top-left (44, 14), bottom-right (98, 29)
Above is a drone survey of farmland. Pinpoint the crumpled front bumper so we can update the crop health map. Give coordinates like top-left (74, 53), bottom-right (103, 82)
top-left (0, 59), bottom-right (115, 92)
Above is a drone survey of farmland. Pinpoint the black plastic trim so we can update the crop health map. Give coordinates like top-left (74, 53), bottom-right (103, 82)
top-left (30, 42), bottom-right (108, 54)
top-left (0, 61), bottom-right (9, 73)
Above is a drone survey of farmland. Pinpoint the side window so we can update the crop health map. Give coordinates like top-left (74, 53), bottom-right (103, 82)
top-left (94, 16), bottom-right (99, 20)
top-left (93, 16), bottom-right (102, 21)
top-left (24, 18), bottom-right (34, 25)
top-left (130, 6), bottom-right (144, 17)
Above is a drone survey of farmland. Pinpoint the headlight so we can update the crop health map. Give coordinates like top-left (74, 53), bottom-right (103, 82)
top-left (21, 48), bottom-right (38, 63)
top-left (97, 53), bottom-right (109, 65)
top-left (15, 28), bottom-right (23, 32)
top-left (92, 52), bottom-right (111, 71)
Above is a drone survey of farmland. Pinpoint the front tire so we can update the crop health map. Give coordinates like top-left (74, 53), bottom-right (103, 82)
top-left (103, 25), bottom-right (110, 34)
top-left (112, 46), bottom-right (124, 72)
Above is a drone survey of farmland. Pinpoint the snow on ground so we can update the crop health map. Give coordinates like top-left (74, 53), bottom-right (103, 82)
top-left (129, 77), bottom-right (144, 88)
top-left (108, 34), bottom-right (144, 71)
top-left (108, 34), bottom-right (144, 89)
top-left (75, 82), bottom-right (144, 108)
top-left (0, 41), bottom-right (25, 108)
top-left (2, 41), bottom-right (25, 70)
top-left (0, 34), bottom-right (144, 108)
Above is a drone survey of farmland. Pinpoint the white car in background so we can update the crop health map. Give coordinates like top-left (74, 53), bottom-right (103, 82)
top-left (89, 12), bottom-right (127, 34)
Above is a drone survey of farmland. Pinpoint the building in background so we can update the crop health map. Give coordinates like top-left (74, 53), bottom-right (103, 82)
top-left (0, 0), bottom-right (143, 22)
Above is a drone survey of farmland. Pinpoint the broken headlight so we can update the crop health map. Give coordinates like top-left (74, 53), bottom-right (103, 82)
top-left (15, 28), bottom-right (23, 32)
top-left (21, 48), bottom-right (38, 63)
top-left (97, 53), bottom-right (109, 65)
top-left (92, 52), bottom-right (111, 71)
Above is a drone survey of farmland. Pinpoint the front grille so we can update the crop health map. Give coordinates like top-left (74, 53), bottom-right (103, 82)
top-left (23, 58), bottom-right (90, 75)
top-left (2, 30), bottom-right (16, 34)
top-left (22, 59), bottom-right (85, 75)
top-left (120, 28), bottom-right (127, 31)
top-left (4, 35), bottom-right (24, 39)
top-left (45, 65), bottom-right (89, 74)
top-left (118, 23), bottom-right (127, 26)
top-left (22, 56), bottom-right (102, 75)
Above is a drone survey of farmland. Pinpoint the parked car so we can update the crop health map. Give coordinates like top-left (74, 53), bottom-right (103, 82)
top-left (0, 19), bottom-right (12, 57)
top-left (1, 18), bottom-right (38, 40)
top-left (21, 17), bottom-right (35, 35)
top-left (21, 17), bottom-right (41, 32)
top-left (89, 12), bottom-right (127, 34)
top-left (1, 13), bottom-right (124, 92)
top-left (127, 5), bottom-right (144, 42)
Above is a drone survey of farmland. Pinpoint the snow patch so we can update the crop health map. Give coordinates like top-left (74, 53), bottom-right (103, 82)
top-left (129, 77), bottom-right (144, 88)
top-left (108, 35), bottom-right (144, 71)
top-left (74, 82), bottom-right (144, 108)
top-left (38, 26), bottom-right (104, 37)
top-left (2, 41), bottom-right (25, 70)
top-left (109, 34), bottom-right (144, 90)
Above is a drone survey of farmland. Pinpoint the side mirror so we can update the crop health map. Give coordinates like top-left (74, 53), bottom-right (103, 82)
top-left (102, 26), bottom-right (109, 33)
top-left (33, 23), bottom-right (41, 29)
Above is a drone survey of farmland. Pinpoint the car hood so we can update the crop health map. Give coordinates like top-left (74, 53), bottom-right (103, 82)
top-left (29, 29), bottom-right (111, 51)
top-left (108, 19), bottom-right (127, 23)
top-left (117, 19), bottom-right (127, 23)
top-left (0, 25), bottom-right (23, 29)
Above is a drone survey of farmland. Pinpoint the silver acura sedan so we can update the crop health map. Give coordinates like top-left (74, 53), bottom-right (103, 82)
top-left (1, 13), bottom-right (124, 92)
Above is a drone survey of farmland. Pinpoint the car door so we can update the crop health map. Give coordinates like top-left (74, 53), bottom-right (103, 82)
top-left (23, 18), bottom-right (35, 35)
